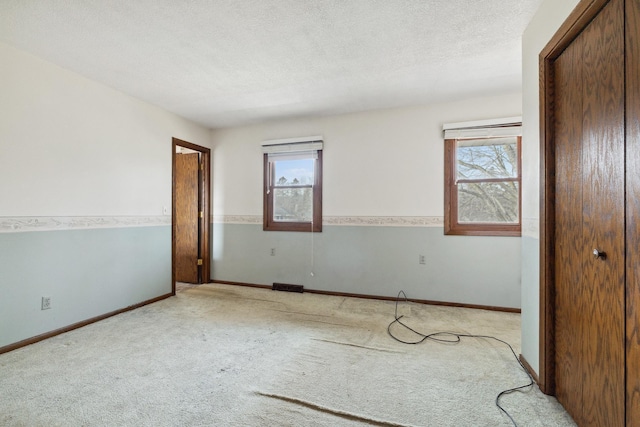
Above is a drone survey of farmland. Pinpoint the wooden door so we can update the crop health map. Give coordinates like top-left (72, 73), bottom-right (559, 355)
top-left (626, 0), bottom-right (640, 423)
top-left (553, 0), bottom-right (625, 425)
top-left (553, 30), bottom-right (585, 423)
top-left (175, 152), bottom-right (200, 283)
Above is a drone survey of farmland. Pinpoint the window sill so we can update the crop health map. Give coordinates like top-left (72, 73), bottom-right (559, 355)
top-left (263, 221), bottom-right (322, 232)
top-left (444, 226), bottom-right (521, 237)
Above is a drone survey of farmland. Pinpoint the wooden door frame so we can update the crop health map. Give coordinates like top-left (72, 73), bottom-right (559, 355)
top-left (172, 137), bottom-right (211, 294)
top-left (538, 0), bottom-right (611, 395)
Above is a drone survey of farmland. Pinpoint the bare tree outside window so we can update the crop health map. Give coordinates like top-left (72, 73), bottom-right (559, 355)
top-left (456, 138), bottom-right (519, 223)
top-left (444, 136), bottom-right (521, 236)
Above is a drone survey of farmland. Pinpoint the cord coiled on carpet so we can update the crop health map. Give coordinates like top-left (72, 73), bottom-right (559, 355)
top-left (387, 291), bottom-right (534, 427)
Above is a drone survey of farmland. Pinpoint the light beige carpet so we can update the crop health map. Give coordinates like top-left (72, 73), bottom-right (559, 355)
top-left (0, 283), bottom-right (575, 426)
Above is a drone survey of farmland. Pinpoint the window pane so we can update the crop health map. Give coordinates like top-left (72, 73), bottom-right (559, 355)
top-left (273, 187), bottom-right (313, 222)
top-left (456, 137), bottom-right (518, 180)
top-left (458, 182), bottom-right (519, 223)
top-left (274, 158), bottom-right (314, 186)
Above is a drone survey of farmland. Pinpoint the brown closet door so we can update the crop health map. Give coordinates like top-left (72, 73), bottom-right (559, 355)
top-left (175, 153), bottom-right (200, 284)
top-left (626, 0), bottom-right (640, 423)
top-left (553, 30), bottom-right (585, 424)
top-left (580, 0), bottom-right (625, 424)
top-left (554, 0), bottom-right (625, 425)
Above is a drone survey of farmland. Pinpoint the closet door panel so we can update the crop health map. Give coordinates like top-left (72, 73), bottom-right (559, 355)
top-left (626, 0), bottom-right (640, 423)
top-left (553, 35), bottom-right (585, 424)
top-left (580, 0), bottom-right (625, 425)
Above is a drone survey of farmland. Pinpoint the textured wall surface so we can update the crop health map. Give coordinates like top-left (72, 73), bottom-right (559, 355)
top-left (211, 94), bottom-right (524, 309)
top-left (213, 94), bottom-right (521, 307)
top-left (0, 42), bottom-right (210, 348)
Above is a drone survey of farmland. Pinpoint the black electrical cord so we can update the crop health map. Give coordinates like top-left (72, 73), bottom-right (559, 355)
top-left (387, 291), bottom-right (534, 427)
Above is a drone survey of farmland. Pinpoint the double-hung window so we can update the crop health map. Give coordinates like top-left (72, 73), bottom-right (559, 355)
top-left (262, 137), bottom-right (323, 232)
top-left (443, 118), bottom-right (522, 236)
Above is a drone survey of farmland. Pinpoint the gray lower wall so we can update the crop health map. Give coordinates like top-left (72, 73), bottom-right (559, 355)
top-left (212, 224), bottom-right (521, 308)
top-left (521, 235), bottom-right (540, 371)
top-left (0, 226), bottom-right (171, 348)
top-left (0, 222), bottom-right (521, 349)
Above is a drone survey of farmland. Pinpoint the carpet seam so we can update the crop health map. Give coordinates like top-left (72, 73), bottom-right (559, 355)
top-left (255, 391), bottom-right (414, 427)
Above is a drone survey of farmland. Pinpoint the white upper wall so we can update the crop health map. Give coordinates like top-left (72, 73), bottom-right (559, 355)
top-left (211, 93), bottom-right (522, 217)
top-left (0, 42), bottom-right (211, 217)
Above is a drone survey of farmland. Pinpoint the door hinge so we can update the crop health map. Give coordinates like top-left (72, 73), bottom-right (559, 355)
top-left (197, 259), bottom-right (203, 266)
top-left (199, 162), bottom-right (204, 171)
top-left (199, 211), bottom-right (204, 218)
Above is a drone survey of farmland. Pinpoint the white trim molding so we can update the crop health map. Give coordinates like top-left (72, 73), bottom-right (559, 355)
top-left (212, 215), bottom-right (444, 227)
top-left (0, 216), bottom-right (170, 233)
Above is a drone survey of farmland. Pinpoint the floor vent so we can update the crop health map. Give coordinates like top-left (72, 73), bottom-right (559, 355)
top-left (272, 283), bottom-right (304, 293)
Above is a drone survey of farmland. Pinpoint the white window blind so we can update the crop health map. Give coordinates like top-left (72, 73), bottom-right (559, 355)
top-left (443, 117), bottom-right (522, 140)
top-left (262, 136), bottom-right (323, 157)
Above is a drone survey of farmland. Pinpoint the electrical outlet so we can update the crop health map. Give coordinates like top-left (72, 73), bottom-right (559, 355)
top-left (270, 248), bottom-right (276, 256)
top-left (419, 255), bottom-right (426, 265)
top-left (41, 297), bottom-right (51, 310)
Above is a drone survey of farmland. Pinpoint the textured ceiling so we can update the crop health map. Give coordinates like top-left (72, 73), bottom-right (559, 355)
top-left (0, 1), bottom-right (542, 128)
